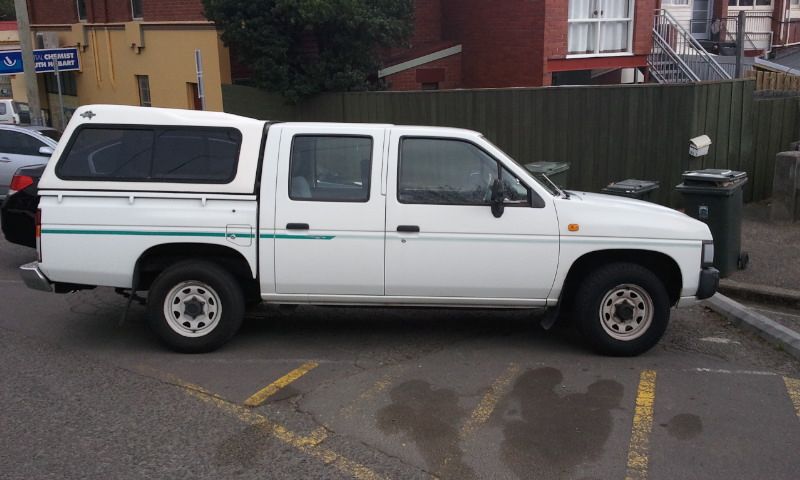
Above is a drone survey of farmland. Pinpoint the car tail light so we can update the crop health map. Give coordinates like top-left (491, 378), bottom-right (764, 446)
top-left (8, 174), bottom-right (34, 195)
top-left (35, 208), bottom-right (42, 262)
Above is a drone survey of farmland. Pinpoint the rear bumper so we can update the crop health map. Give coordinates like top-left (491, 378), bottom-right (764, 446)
top-left (696, 267), bottom-right (720, 300)
top-left (19, 262), bottom-right (53, 292)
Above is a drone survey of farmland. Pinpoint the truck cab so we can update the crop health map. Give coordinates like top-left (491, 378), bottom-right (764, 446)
top-left (21, 105), bottom-right (719, 356)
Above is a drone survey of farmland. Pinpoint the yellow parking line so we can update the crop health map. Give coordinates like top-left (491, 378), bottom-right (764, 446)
top-left (179, 379), bottom-right (389, 480)
top-left (460, 363), bottom-right (521, 439)
top-left (244, 361), bottom-right (319, 407)
top-left (625, 370), bottom-right (657, 480)
top-left (338, 364), bottom-right (410, 420)
top-left (785, 377), bottom-right (800, 420)
top-left (132, 366), bottom-right (388, 476)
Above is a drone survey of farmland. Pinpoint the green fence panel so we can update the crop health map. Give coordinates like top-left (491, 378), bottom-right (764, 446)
top-left (222, 79), bottom-right (794, 206)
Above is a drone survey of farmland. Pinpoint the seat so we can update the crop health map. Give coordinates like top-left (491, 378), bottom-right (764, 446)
top-left (291, 176), bottom-right (312, 199)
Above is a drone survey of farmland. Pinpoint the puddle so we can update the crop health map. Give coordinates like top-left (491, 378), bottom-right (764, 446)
top-left (497, 367), bottom-right (624, 479)
top-left (377, 379), bottom-right (475, 479)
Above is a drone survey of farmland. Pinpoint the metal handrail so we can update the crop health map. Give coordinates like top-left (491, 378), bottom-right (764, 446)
top-left (657, 9), bottom-right (731, 80)
top-left (650, 28), bottom-right (700, 82)
top-left (651, 9), bottom-right (731, 82)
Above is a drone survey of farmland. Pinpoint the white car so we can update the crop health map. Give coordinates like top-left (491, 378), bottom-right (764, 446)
top-left (0, 125), bottom-right (59, 201)
top-left (20, 105), bottom-right (719, 356)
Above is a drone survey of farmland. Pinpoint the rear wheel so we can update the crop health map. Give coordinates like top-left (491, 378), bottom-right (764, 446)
top-left (147, 260), bottom-right (244, 353)
top-left (574, 262), bottom-right (670, 356)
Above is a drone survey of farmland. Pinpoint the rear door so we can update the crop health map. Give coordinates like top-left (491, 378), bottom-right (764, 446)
top-left (271, 125), bottom-right (387, 295)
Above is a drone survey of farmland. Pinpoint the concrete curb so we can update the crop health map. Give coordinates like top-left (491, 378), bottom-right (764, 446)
top-left (719, 279), bottom-right (800, 310)
top-left (704, 293), bottom-right (800, 361)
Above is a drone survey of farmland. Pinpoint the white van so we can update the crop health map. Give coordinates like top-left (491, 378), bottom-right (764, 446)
top-left (20, 105), bottom-right (719, 356)
top-left (0, 99), bottom-right (30, 125)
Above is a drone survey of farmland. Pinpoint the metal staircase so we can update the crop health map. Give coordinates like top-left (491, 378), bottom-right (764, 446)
top-left (649, 9), bottom-right (731, 83)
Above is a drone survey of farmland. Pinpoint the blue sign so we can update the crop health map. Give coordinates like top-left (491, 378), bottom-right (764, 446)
top-left (0, 47), bottom-right (81, 76)
top-left (0, 51), bottom-right (23, 75)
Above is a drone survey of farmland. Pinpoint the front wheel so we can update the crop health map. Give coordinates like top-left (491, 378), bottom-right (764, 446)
top-left (574, 263), bottom-right (670, 356)
top-left (147, 260), bottom-right (245, 353)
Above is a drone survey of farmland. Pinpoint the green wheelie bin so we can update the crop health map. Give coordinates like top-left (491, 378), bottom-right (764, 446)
top-left (676, 169), bottom-right (748, 278)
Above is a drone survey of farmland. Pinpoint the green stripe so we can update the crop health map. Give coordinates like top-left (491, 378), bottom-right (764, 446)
top-left (41, 229), bottom-right (334, 240)
top-left (262, 234), bottom-right (336, 240)
top-left (41, 229), bottom-right (255, 239)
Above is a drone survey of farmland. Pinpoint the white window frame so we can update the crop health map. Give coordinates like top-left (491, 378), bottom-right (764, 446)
top-left (76, 0), bottom-right (87, 22)
top-left (663, 0), bottom-right (690, 6)
top-left (728, 0), bottom-right (774, 9)
top-left (131, 0), bottom-right (143, 20)
top-left (566, 0), bottom-right (636, 58)
top-left (136, 75), bottom-right (151, 107)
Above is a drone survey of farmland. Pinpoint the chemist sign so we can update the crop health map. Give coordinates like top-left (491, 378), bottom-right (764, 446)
top-left (0, 48), bottom-right (81, 75)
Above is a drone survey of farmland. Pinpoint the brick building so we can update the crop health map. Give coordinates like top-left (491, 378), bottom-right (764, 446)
top-left (15, 0), bottom-right (231, 128)
top-left (382, 0), bottom-right (658, 90)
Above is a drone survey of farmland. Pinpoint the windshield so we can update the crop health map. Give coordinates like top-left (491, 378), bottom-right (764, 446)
top-left (12, 102), bottom-right (29, 114)
top-left (479, 135), bottom-right (560, 196)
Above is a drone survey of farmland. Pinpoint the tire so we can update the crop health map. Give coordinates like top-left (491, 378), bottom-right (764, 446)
top-left (574, 262), bottom-right (670, 356)
top-left (147, 260), bottom-right (245, 353)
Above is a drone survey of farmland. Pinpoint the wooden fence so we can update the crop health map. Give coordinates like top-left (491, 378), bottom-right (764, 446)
top-left (746, 69), bottom-right (800, 92)
top-left (223, 79), bottom-right (799, 206)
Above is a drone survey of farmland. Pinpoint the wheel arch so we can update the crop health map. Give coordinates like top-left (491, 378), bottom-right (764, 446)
top-left (560, 249), bottom-right (683, 308)
top-left (134, 242), bottom-right (258, 300)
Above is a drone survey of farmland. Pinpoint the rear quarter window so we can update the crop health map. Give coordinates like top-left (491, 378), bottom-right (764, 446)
top-left (55, 125), bottom-right (242, 183)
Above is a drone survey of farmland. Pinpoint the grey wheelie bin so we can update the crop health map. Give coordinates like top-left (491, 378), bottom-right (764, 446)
top-left (525, 162), bottom-right (570, 188)
top-left (601, 179), bottom-right (660, 201)
top-left (676, 169), bottom-right (748, 278)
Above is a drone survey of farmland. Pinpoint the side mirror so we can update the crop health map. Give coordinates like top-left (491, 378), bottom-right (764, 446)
top-left (490, 178), bottom-right (505, 218)
top-left (38, 146), bottom-right (54, 156)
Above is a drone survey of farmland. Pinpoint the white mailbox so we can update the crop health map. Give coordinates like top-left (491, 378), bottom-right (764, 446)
top-left (689, 135), bottom-right (712, 157)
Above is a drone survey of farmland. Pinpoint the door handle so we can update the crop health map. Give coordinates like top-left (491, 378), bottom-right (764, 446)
top-left (286, 223), bottom-right (310, 230)
top-left (0, 157), bottom-right (10, 163)
top-left (397, 225), bottom-right (420, 233)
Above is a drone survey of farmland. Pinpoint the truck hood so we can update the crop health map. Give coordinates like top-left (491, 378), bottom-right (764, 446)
top-left (554, 191), bottom-right (713, 241)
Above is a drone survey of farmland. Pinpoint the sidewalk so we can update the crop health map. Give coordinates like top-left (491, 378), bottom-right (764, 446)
top-left (705, 200), bottom-right (800, 359)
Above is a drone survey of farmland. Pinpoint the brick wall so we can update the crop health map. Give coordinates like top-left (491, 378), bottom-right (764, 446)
top-left (440, 0), bottom-right (545, 88)
top-left (412, 0), bottom-right (442, 45)
top-left (29, 0), bottom-right (206, 24)
top-left (384, 52), bottom-right (461, 91)
top-left (29, 0), bottom-right (78, 24)
top-left (143, 0), bottom-right (206, 22)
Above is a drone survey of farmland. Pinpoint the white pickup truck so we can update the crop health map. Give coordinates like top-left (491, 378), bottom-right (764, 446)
top-left (20, 105), bottom-right (718, 356)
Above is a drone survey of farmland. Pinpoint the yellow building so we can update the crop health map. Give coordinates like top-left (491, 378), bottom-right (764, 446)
top-left (15, 0), bottom-right (232, 130)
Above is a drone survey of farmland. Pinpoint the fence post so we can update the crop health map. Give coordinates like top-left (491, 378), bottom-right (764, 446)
top-left (735, 11), bottom-right (746, 78)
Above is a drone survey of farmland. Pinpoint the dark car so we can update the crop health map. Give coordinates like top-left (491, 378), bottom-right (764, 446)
top-left (1, 164), bottom-right (44, 248)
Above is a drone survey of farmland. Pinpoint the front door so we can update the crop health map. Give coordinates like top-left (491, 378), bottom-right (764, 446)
top-left (384, 131), bottom-right (560, 302)
top-left (691, 0), bottom-right (713, 40)
top-left (272, 125), bottom-right (387, 295)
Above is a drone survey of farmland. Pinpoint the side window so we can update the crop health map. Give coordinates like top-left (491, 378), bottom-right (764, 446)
top-left (56, 126), bottom-right (241, 183)
top-left (58, 128), bottom-right (153, 179)
top-left (289, 135), bottom-right (373, 202)
top-left (0, 131), bottom-right (47, 156)
top-left (500, 166), bottom-right (530, 204)
top-left (399, 137), bottom-right (531, 206)
top-left (0, 103), bottom-right (6, 115)
top-left (151, 129), bottom-right (241, 182)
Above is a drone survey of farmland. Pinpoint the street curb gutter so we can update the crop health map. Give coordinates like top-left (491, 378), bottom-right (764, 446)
top-left (704, 294), bottom-right (800, 361)
top-left (719, 279), bottom-right (800, 310)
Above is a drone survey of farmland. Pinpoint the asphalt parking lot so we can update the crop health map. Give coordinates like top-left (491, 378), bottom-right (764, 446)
top-left (1, 235), bottom-right (799, 480)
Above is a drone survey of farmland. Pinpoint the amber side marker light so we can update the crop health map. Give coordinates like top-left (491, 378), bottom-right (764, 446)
top-left (568, 224), bottom-right (580, 232)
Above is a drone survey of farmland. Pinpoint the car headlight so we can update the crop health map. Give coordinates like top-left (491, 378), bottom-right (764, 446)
top-left (702, 240), bottom-right (714, 267)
